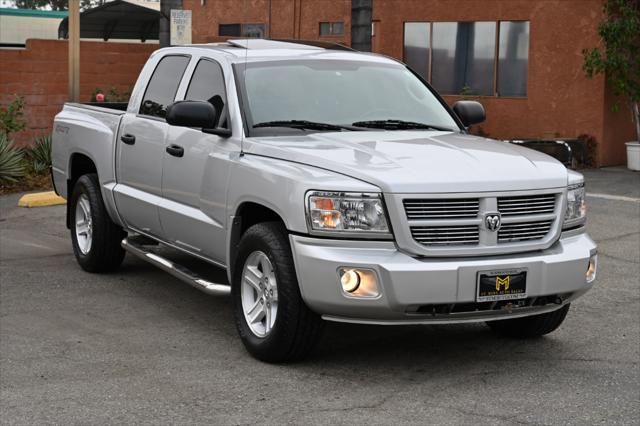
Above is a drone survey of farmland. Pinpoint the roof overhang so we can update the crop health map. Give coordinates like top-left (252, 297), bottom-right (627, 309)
top-left (58, 0), bottom-right (162, 42)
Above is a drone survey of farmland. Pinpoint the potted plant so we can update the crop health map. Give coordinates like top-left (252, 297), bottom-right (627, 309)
top-left (583, 0), bottom-right (640, 170)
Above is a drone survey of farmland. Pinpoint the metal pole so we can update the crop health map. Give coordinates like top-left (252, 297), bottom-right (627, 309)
top-left (351, 0), bottom-right (372, 52)
top-left (160, 0), bottom-right (183, 47)
top-left (68, 0), bottom-right (80, 102)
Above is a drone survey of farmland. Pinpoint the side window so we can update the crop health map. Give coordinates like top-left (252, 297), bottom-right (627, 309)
top-left (139, 55), bottom-right (190, 119)
top-left (185, 59), bottom-right (228, 128)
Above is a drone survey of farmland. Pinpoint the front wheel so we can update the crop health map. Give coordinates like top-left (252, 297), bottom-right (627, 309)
top-left (70, 173), bottom-right (126, 272)
top-left (232, 222), bottom-right (324, 363)
top-left (486, 304), bottom-right (570, 338)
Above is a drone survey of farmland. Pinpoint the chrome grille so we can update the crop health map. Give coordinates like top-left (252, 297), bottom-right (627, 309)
top-left (498, 194), bottom-right (556, 216)
top-left (499, 220), bottom-right (553, 243)
top-left (410, 225), bottom-right (479, 246)
top-left (397, 190), bottom-right (562, 256)
top-left (403, 199), bottom-right (479, 219)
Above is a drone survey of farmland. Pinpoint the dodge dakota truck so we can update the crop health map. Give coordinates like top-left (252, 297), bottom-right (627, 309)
top-left (52, 39), bottom-right (597, 362)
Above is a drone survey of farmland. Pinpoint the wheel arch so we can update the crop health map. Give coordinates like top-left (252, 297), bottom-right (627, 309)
top-left (66, 152), bottom-right (98, 229)
top-left (227, 201), bottom-right (288, 284)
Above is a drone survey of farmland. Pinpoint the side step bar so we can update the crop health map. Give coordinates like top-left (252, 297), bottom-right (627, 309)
top-left (121, 238), bottom-right (231, 296)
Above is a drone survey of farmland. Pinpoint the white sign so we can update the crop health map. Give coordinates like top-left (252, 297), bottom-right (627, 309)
top-left (170, 9), bottom-right (192, 45)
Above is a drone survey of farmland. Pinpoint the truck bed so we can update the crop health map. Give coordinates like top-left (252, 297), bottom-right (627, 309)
top-left (51, 102), bottom-right (126, 199)
top-left (65, 102), bottom-right (128, 114)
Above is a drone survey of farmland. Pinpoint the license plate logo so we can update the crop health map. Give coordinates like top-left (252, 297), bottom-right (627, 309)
top-left (477, 270), bottom-right (527, 302)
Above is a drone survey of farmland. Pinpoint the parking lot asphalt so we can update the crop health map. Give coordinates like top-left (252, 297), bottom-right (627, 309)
top-left (1, 168), bottom-right (639, 425)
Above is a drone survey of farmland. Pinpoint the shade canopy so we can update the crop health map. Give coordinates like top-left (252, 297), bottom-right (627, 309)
top-left (58, 0), bottom-right (162, 42)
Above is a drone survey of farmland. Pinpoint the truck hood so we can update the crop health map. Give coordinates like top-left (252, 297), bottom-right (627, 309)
top-left (243, 131), bottom-right (568, 193)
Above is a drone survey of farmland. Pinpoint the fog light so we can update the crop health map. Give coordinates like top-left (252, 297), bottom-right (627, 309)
top-left (340, 269), bottom-right (361, 293)
top-left (338, 268), bottom-right (380, 298)
top-left (586, 254), bottom-right (597, 283)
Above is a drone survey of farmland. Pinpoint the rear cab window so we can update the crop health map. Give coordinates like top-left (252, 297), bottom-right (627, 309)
top-left (139, 55), bottom-right (190, 119)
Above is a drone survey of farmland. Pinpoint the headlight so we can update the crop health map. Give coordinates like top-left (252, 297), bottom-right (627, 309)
top-left (563, 182), bottom-right (586, 229)
top-left (306, 191), bottom-right (391, 238)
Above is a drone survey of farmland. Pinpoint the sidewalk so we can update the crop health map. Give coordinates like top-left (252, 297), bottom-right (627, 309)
top-left (582, 167), bottom-right (640, 200)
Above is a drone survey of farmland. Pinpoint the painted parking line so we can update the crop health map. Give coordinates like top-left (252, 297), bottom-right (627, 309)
top-left (587, 193), bottom-right (640, 203)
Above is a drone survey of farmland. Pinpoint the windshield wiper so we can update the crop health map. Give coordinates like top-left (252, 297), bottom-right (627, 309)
top-left (253, 120), bottom-right (355, 131)
top-left (351, 119), bottom-right (455, 132)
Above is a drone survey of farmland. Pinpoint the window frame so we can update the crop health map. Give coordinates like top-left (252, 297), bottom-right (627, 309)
top-left (137, 54), bottom-right (191, 121)
top-left (218, 23), bottom-right (267, 38)
top-left (319, 21), bottom-right (345, 37)
top-left (183, 57), bottom-right (231, 129)
top-left (231, 59), bottom-right (465, 138)
top-left (402, 20), bottom-right (530, 99)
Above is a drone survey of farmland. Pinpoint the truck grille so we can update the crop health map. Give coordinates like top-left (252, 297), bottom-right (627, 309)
top-left (397, 190), bottom-right (562, 255)
top-left (498, 194), bottom-right (556, 216)
top-left (410, 225), bottom-right (479, 246)
top-left (403, 199), bottom-right (479, 219)
top-left (498, 220), bottom-right (554, 243)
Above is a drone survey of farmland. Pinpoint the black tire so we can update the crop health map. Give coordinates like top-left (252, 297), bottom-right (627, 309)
top-left (486, 304), bottom-right (570, 338)
top-left (232, 222), bottom-right (324, 363)
top-left (70, 173), bottom-right (126, 273)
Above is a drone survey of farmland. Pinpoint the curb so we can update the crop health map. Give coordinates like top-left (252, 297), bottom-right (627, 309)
top-left (18, 191), bottom-right (67, 208)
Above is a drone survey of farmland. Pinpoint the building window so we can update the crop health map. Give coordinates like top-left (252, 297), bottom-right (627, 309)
top-left (219, 23), bottom-right (266, 38)
top-left (403, 21), bottom-right (529, 97)
top-left (404, 23), bottom-right (430, 82)
top-left (498, 21), bottom-right (530, 97)
top-left (219, 24), bottom-right (241, 37)
top-left (320, 22), bottom-right (344, 36)
top-left (431, 22), bottom-right (496, 96)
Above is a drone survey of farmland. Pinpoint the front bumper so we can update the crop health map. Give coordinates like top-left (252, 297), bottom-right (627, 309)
top-left (289, 232), bottom-right (597, 324)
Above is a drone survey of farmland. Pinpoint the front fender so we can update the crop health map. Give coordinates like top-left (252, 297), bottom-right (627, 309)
top-left (226, 154), bottom-right (380, 234)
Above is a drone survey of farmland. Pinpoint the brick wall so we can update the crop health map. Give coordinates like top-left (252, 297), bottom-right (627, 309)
top-left (187, 0), bottom-right (635, 166)
top-left (0, 39), bottom-right (157, 147)
top-left (371, 0), bottom-right (635, 166)
top-left (184, 0), bottom-right (352, 46)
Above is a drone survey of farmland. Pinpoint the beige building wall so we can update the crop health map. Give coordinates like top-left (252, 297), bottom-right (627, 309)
top-left (0, 15), bottom-right (63, 44)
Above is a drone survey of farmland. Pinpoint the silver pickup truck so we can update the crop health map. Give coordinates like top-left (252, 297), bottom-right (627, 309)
top-left (52, 39), bottom-right (597, 362)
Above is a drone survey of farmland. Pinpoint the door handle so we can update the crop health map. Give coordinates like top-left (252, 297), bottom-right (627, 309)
top-left (120, 134), bottom-right (136, 145)
top-left (166, 144), bottom-right (184, 158)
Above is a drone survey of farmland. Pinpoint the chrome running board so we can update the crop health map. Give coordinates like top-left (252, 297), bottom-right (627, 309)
top-left (121, 238), bottom-right (231, 296)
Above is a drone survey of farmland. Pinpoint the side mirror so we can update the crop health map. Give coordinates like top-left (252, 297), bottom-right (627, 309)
top-left (452, 101), bottom-right (486, 127)
top-left (166, 100), bottom-right (216, 128)
top-left (166, 100), bottom-right (232, 138)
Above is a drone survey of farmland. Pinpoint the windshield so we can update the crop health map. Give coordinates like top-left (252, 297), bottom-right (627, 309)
top-left (235, 59), bottom-right (461, 135)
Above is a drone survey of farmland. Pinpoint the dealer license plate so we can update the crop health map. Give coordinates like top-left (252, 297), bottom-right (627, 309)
top-left (477, 270), bottom-right (527, 302)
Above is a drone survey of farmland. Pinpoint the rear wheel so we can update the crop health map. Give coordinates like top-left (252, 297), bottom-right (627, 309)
top-left (232, 222), bottom-right (324, 363)
top-left (70, 173), bottom-right (126, 272)
top-left (486, 304), bottom-right (570, 338)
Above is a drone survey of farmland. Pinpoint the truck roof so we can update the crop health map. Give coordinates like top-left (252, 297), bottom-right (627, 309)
top-left (153, 39), bottom-right (399, 65)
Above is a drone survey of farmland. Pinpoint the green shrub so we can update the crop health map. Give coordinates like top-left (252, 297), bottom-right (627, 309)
top-left (0, 134), bottom-right (25, 184)
top-left (0, 95), bottom-right (26, 139)
top-left (27, 134), bottom-right (52, 174)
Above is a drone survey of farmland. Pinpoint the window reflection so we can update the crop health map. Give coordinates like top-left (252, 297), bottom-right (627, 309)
top-left (498, 21), bottom-right (529, 97)
top-left (402, 21), bottom-right (529, 98)
top-left (431, 22), bottom-right (496, 96)
top-left (403, 22), bottom-right (430, 80)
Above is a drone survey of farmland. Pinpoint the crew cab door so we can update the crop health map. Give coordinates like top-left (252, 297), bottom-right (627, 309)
top-left (114, 55), bottom-right (190, 238)
top-left (159, 58), bottom-right (234, 262)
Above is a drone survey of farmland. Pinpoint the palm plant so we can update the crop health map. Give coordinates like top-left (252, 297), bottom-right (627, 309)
top-left (27, 135), bottom-right (52, 174)
top-left (0, 134), bottom-right (25, 184)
